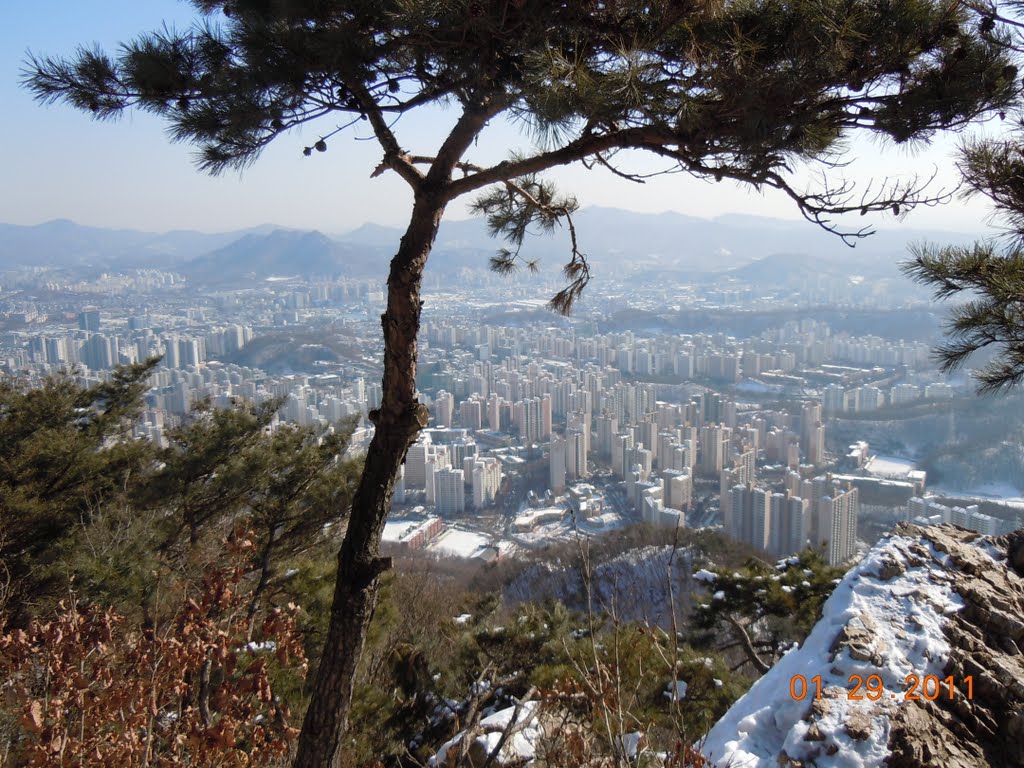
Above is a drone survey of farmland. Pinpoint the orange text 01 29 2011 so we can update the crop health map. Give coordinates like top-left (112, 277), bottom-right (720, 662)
top-left (788, 674), bottom-right (974, 702)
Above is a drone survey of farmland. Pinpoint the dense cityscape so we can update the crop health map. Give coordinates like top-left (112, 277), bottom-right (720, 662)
top-left (3, 235), bottom-right (1020, 572)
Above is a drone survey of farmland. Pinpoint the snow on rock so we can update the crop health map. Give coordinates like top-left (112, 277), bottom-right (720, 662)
top-left (702, 523), bottom-right (1024, 768)
top-left (665, 680), bottom-right (689, 701)
top-left (431, 700), bottom-right (542, 768)
top-left (694, 568), bottom-right (718, 583)
top-left (242, 640), bottom-right (277, 654)
top-left (615, 731), bottom-right (645, 759)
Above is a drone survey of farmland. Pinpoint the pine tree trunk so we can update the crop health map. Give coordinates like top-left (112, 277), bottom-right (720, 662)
top-left (293, 191), bottom-right (445, 768)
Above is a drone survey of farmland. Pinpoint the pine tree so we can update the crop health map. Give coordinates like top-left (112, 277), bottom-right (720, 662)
top-left (22, 2), bottom-right (1019, 763)
top-left (899, 1), bottom-right (1024, 395)
top-left (904, 130), bottom-right (1024, 394)
top-left (0, 359), bottom-right (159, 621)
top-left (692, 550), bottom-right (845, 674)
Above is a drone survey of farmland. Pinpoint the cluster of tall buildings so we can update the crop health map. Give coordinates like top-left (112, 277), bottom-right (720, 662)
top-left (398, 430), bottom-right (503, 516)
top-left (26, 309), bottom-right (252, 374)
top-left (822, 381), bottom-right (956, 413)
top-left (423, 338), bottom-right (863, 561)
top-left (422, 319), bottom-right (946, 396)
top-left (724, 472), bottom-right (859, 565)
top-left (549, 429), bottom-right (588, 494)
top-left (6, 283), bottom-right (989, 565)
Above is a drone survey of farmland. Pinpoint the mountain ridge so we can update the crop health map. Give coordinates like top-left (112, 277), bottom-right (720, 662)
top-left (0, 208), bottom-right (985, 285)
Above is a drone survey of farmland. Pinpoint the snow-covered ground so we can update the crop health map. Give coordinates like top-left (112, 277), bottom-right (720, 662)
top-left (863, 455), bottom-right (916, 478)
top-left (504, 545), bottom-right (694, 625)
top-left (427, 528), bottom-right (492, 558)
top-left (509, 519), bottom-right (575, 547)
top-left (512, 506), bottom-right (566, 531)
top-left (701, 531), bottom-right (1001, 767)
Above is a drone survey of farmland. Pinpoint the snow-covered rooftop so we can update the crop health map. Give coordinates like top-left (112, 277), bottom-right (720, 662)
top-left (427, 528), bottom-right (491, 558)
top-left (863, 455), bottom-right (915, 478)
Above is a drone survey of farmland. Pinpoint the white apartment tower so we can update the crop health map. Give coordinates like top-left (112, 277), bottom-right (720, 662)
top-left (404, 434), bottom-right (433, 488)
top-left (727, 484), bottom-right (772, 551)
top-left (769, 492), bottom-right (811, 557)
top-left (699, 424), bottom-right (732, 476)
top-left (472, 458), bottom-right (502, 508)
top-left (662, 468), bottom-right (693, 511)
top-left (566, 428), bottom-right (588, 480)
top-left (434, 391), bottom-right (454, 428)
top-left (817, 483), bottom-right (859, 566)
top-left (800, 401), bottom-right (825, 466)
top-left (435, 467), bottom-right (465, 516)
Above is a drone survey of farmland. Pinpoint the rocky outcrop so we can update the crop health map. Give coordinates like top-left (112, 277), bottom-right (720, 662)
top-left (431, 525), bottom-right (1024, 768)
top-left (702, 524), bottom-right (1024, 768)
top-left (885, 525), bottom-right (1024, 768)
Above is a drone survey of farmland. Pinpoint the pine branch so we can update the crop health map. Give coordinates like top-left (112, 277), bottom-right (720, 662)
top-left (904, 241), bottom-right (1024, 394)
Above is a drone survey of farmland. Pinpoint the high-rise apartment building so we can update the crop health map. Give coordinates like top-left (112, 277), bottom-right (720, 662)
top-left (816, 482), bottom-right (858, 566)
top-left (567, 410), bottom-right (590, 455)
top-left (550, 436), bottom-right (567, 494)
top-left (434, 390), bottom-right (454, 428)
top-left (435, 467), bottom-right (465, 516)
top-left (769, 492), bottom-right (811, 557)
top-left (662, 468), bottom-right (693, 511)
top-left (566, 428), bottom-right (588, 480)
top-left (471, 458), bottom-right (502, 508)
top-left (699, 424), bottom-right (731, 476)
top-left (800, 401), bottom-right (824, 466)
top-left (487, 393), bottom-right (503, 431)
top-left (727, 484), bottom-right (772, 551)
top-left (514, 396), bottom-right (551, 444)
top-left (78, 307), bottom-right (101, 332)
top-left (460, 397), bottom-right (483, 430)
top-left (611, 432), bottom-right (634, 479)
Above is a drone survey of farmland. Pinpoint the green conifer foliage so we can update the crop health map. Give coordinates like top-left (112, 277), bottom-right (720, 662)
top-left (905, 132), bottom-right (1024, 394)
top-left (692, 550), bottom-right (846, 674)
top-left (0, 359), bottom-right (159, 620)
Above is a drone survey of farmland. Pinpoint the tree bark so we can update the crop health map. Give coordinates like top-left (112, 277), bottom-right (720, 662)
top-left (293, 189), bottom-right (446, 768)
top-left (726, 614), bottom-right (771, 675)
top-left (247, 520), bottom-right (280, 640)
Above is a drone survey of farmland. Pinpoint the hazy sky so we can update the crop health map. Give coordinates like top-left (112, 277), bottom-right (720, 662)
top-left (1, 1), bottom-right (1006, 236)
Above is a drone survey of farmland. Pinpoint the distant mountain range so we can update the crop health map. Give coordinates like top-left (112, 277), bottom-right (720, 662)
top-left (0, 219), bottom-right (281, 270)
top-left (0, 208), bottom-right (983, 286)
